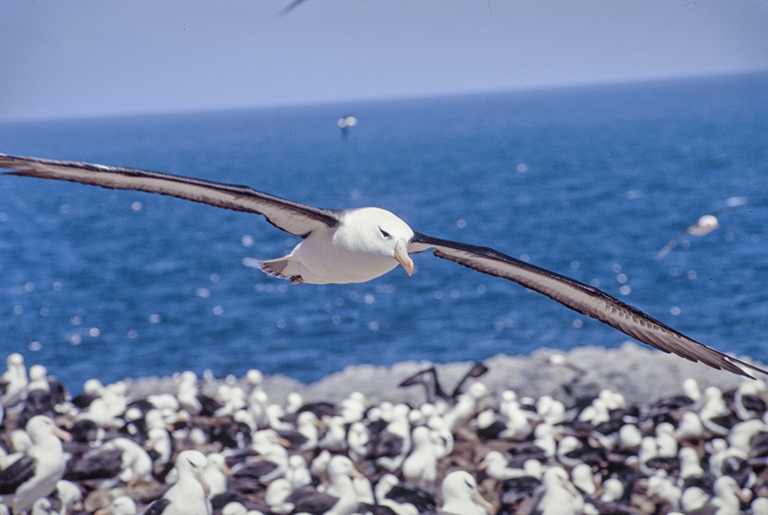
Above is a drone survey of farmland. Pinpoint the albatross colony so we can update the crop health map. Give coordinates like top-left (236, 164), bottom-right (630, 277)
top-left (0, 153), bottom-right (764, 379)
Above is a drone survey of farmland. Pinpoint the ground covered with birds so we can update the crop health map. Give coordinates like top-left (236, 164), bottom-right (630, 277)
top-left (1, 342), bottom-right (768, 515)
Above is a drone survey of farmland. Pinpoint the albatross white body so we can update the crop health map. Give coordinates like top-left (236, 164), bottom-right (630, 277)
top-left (260, 207), bottom-right (414, 284)
top-left (0, 152), bottom-right (765, 379)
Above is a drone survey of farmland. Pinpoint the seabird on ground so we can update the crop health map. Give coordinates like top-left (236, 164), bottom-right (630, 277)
top-left (285, 454), bottom-right (312, 490)
top-left (528, 467), bottom-right (583, 515)
top-left (202, 452), bottom-right (231, 498)
top-left (63, 443), bottom-right (123, 482)
top-left (346, 421), bottom-right (371, 463)
top-left (480, 451), bottom-right (539, 481)
top-left (647, 472), bottom-right (682, 511)
top-left (0, 353), bottom-right (28, 408)
top-left (398, 367), bottom-right (452, 406)
top-left (94, 495), bottom-right (138, 515)
top-left (0, 416), bottom-right (72, 514)
top-left (676, 412), bottom-right (704, 441)
top-left (443, 382), bottom-right (491, 432)
top-left (401, 426), bottom-right (439, 493)
top-left (318, 415), bottom-right (348, 453)
top-left (733, 379), bottom-right (768, 421)
top-left (570, 463), bottom-right (597, 497)
top-left (399, 362), bottom-right (488, 408)
top-left (372, 474), bottom-right (436, 515)
top-left (1, 153), bottom-right (765, 378)
top-left (373, 404), bottom-right (411, 471)
top-left (144, 449), bottom-right (212, 515)
top-left (264, 477), bottom-right (294, 513)
top-left (285, 455), bottom-right (362, 515)
top-left (438, 470), bottom-right (495, 515)
top-left (339, 391), bottom-right (369, 424)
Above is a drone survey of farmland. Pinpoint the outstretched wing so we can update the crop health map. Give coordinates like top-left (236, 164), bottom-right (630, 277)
top-left (279, 0), bottom-right (310, 14)
top-left (0, 153), bottom-right (340, 238)
top-left (410, 232), bottom-right (765, 378)
top-left (653, 229), bottom-right (688, 261)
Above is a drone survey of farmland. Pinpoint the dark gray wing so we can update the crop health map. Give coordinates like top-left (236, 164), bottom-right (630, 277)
top-left (0, 455), bottom-right (35, 494)
top-left (398, 367), bottom-right (451, 405)
top-left (451, 362), bottom-right (489, 398)
top-left (279, 0), bottom-right (310, 14)
top-left (143, 498), bottom-right (171, 515)
top-left (409, 232), bottom-right (766, 378)
top-left (711, 196), bottom-right (747, 217)
top-left (0, 153), bottom-right (340, 238)
top-left (64, 447), bottom-right (123, 481)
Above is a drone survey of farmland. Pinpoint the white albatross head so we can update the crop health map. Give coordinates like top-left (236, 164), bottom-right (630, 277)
top-left (440, 470), bottom-right (495, 515)
top-left (337, 207), bottom-right (415, 275)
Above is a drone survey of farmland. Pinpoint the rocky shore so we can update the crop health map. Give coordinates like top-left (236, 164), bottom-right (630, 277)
top-left (1, 341), bottom-right (767, 514)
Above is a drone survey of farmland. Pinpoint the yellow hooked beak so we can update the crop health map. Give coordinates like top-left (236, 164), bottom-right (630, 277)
top-left (472, 490), bottom-right (497, 515)
top-left (53, 426), bottom-right (73, 442)
top-left (394, 239), bottom-right (414, 276)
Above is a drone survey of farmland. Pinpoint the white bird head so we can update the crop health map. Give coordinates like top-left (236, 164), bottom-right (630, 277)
top-left (690, 214), bottom-right (719, 235)
top-left (175, 449), bottom-right (211, 493)
top-left (26, 415), bottom-right (72, 443)
top-left (337, 208), bottom-right (415, 275)
top-left (441, 470), bottom-right (495, 515)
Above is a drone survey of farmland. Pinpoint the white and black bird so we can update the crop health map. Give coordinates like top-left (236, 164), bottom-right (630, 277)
top-left (438, 470), bottom-right (495, 515)
top-left (654, 196), bottom-right (748, 261)
top-left (0, 416), bottom-right (72, 515)
top-left (144, 450), bottom-right (212, 515)
top-left (399, 362), bottom-right (488, 407)
top-left (338, 115), bottom-right (358, 137)
top-left (1, 153), bottom-right (764, 379)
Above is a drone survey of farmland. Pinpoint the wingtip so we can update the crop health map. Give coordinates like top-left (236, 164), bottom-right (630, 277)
top-left (725, 356), bottom-right (768, 379)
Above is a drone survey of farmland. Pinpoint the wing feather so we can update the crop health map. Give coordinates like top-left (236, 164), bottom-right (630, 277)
top-left (410, 232), bottom-right (766, 378)
top-left (0, 455), bottom-right (35, 494)
top-left (0, 153), bottom-right (340, 238)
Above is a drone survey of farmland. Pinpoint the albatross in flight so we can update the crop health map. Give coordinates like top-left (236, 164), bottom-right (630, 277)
top-left (653, 196), bottom-right (748, 261)
top-left (0, 153), bottom-right (764, 379)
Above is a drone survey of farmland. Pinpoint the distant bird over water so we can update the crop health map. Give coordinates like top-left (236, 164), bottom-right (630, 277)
top-left (1, 153), bottom-right (765, 378)
top-left (654, 196), bottom-right (748, 261)
top-left (337, 115), bottom-right (358, 137)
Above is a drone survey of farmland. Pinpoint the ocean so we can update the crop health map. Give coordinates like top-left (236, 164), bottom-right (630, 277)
top-left (1, 72), bottom-right (767, 392)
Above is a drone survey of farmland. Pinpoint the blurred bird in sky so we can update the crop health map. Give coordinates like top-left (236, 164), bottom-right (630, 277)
top-left (654, 196), bottom-right (748, 261)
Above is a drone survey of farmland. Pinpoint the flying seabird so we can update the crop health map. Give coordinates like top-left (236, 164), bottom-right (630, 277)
top-left (654, 196), bottom-right (748, 261)
top-left (1, 352), bottom-right (28, 408)
top-left (1, 153), bottom-right (765, 379)
top-left (338, 115), bottom-right (358, 137)
top-left (278, 0), bottom-right (310, 14)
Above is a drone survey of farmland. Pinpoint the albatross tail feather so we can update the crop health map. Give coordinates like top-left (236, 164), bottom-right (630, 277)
top-left (258, 258), bottom-right (304, 285)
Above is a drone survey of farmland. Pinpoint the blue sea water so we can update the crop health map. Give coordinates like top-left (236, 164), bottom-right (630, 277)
top-left (1, 73), bottom-right (767, 392)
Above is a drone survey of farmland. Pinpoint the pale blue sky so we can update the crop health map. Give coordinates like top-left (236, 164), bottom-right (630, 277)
top-left (1, 0), bottom-right (767, 121)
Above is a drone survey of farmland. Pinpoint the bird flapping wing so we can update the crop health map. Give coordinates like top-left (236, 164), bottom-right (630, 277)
top-left (653, 230), bottom-right (688, 261)
top-left (410, 232), bottom-right (766, 378)
top-left (0, 153), bottom-right (339, 238)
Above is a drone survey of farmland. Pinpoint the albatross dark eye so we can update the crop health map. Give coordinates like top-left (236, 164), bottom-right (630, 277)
top-left (379, 228), bottom-right (391, 238)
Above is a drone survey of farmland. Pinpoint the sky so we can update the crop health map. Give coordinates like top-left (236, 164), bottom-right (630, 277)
top-left (1, 0), bottom-right (767, 121)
